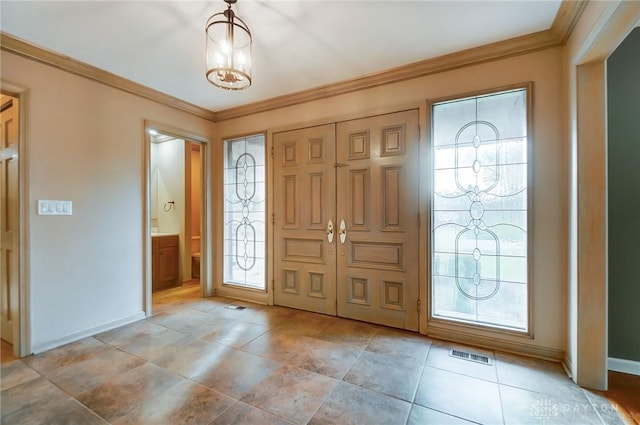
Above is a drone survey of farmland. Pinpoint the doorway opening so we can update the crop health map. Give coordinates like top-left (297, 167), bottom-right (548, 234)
top-left (145, 125), bottom-right (209, 314)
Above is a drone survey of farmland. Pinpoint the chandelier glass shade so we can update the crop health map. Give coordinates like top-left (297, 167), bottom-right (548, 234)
top-left (205, 0), bottom-right (252, 90)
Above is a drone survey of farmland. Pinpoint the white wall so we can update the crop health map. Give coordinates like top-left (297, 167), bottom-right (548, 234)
top-left (217, 47), bottom-right (567, 354)
top-left (1, 51), bottom-right (215, 353)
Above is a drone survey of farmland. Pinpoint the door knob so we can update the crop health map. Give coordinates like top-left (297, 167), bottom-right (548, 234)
top-left (339, 219), bottom-right (347, 244)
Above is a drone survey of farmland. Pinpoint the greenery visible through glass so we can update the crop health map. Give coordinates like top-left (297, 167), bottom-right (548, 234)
top-left (223, 135), bottom-right (266, 290)
top-left (431, 89), bottom-right (528, 331)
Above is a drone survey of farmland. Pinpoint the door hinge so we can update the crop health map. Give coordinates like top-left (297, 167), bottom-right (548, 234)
top-left (271, 213), bottom-right (275, 225)
top-left (271, 146), bottom-right (274, 159)
top-left (417, 299), bottom-right (421, 315)
top-left (417, 212), bottom-right (421, 228)
top-left (418, 125), bottom-right (421, 140)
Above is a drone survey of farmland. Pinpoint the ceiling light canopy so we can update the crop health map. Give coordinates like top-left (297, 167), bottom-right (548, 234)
top-left (205, 0), bottom-right (252, 90)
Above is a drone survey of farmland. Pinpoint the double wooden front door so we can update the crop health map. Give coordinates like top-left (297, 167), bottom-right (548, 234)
top-left (274, 110), bottom-right (420, 330)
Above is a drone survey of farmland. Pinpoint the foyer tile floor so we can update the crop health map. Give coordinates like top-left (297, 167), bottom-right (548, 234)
top-left (0, 284), bottom-right (635, 425)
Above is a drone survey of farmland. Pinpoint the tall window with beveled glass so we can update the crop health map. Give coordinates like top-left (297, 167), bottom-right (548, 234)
top-left (431, 88), bottom-right (529, 331)
top-left (223, 134), bottom-right (266, 290)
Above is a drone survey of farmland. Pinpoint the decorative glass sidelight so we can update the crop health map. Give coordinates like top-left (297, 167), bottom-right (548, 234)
top-left (223, 134), bottom-right (266, 289)
top-left (431, 88), bottom-right (529, 331)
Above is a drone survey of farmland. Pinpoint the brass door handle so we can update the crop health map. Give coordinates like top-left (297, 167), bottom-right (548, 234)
top-left (339, 219), bottom-right (347, 244)
top-left (327, 219), bottom-right (334, 243)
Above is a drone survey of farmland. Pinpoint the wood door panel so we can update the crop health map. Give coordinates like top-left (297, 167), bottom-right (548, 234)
top-left (274, 124), bottom-right (337, 315)
top-left (336, 110), bottom-right (420, 330)
top-left (273, 111), bottom-right (419, 330)
top-left (1, 96), bottom-right (19, 344)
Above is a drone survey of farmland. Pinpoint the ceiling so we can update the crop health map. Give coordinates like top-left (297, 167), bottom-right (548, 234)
top-left (1, 1), bottom-right (563, 113)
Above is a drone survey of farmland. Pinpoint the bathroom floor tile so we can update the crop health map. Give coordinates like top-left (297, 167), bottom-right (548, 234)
top-left (343, 350), bottom-right (423, 402)
top-left (211, 401), bottom-right (295, 425)
top-left (309, 381), bottom-right (411, 425)
top-left (238, 306), bottom-right (300, 329)
top-left (241, 365), bottom-right (338, 424)
top-left (415, 366), bottom-right (503, 424)
top-left (273, 311), bottom-right (336, 337)
top-left (192, 348), bottom-right (280, 399)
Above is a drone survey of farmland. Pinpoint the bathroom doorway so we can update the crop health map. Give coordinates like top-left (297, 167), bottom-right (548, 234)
top-left (145, 123), bottom-right (210, 315)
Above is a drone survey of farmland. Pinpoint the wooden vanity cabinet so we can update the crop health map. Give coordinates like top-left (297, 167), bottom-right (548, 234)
top-left (152, 235), bottom-right (179, 291)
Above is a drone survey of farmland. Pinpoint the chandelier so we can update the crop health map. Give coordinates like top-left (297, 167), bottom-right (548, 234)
top-left (205, 0), bottom-right (252, 90)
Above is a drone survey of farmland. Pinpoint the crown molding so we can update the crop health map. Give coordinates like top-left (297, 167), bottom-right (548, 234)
top-left (0, 32), bottom-right (217, 122)
top-left (214, 0), bottom-right (587, 122)
top-left (0, 0), bottom-right (587, 123)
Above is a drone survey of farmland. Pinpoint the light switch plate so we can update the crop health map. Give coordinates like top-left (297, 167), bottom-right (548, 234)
top-left (38, 200), bottom-right (72, 216)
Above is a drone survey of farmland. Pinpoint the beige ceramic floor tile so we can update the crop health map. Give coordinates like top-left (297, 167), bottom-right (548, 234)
top-left (241, 365), bottom-right (338, 424)
top-left (425, 340), bottom-right (497, 382)
top-left (240, 330), bottom-right (307, 362)
top-left (111, 380), bottom-right (235, 425)
top-left (0, 360), bottom-right (40, 391)
top-left (202, 320), bottom-right (269, 348)
top-left (406, 404), bottom-right (475, 425)
top-left (148, 308), bottom-right (231, 338)
top-left (2, 398), bottom-right (108, 425)
top-left (414, 366), bottom-right (503, 424)
top-left (76, 363), bottom-right (184, 423)
top-left (343, 350), bottom-right (423, 402)
top-left (54, 350), bottom-right (145, 396)
top-left (211, 401), bottom-right (295, 425)
top-left (496, 352), bottom-right (588, 403)
top-left (0, 377), bottom-right (70, 418)
top-left (288, 336), bottom-right (363, 379)
top-left (95, 320), bottom-right (196, 360)
top-left (309, 381), bottom-right (411, 425)
top-left (367, 328), bottom-right (432, 365)
top-left (150, 338), bottom-right (233, 378)
top-left (23, 337), bottom-right (108, 374)
top-left (500, 384), bottom-right (603, 425)
top-left (192, 348), bottom-right (280, 399)
top-left (314, 318), bottom-right (380, 348)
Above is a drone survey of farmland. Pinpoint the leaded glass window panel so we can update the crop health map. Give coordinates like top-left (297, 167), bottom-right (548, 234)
top-left (223, 134), bottom-right (266, 290)
top-left (431, 88), bottom-right (529, 331)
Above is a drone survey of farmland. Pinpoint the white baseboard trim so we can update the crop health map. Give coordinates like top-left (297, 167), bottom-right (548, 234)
top-left (608, 357), bottom-right (640, 376)
top-left (31, 312), bottom-right (145, 355)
